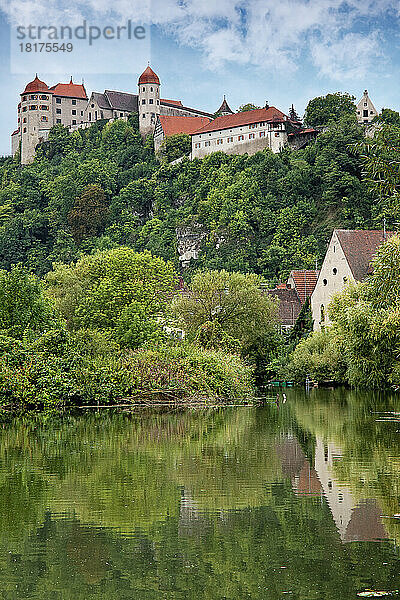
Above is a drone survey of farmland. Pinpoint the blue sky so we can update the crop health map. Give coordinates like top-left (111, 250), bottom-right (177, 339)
top-left (1, 0), bottom-right (400, 156)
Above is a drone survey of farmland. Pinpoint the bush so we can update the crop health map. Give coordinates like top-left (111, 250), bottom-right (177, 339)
top-left (286, 329), bottom-right (346, 383)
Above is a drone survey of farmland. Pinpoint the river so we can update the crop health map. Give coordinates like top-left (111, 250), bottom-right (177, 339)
top-left (0, 388), bottom-right (399, 599)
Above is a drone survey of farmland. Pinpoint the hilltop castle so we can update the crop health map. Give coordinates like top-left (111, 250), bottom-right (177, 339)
top-left (12, 65), bottom-right (338, 164)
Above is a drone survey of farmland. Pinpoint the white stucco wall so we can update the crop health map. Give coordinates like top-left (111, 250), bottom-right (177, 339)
top-left (356, 90), bottom-right (378, 124)
top-left (311, 231), bottom-right (354, 330)
top-left (191, 121), bottom-right (287, 158)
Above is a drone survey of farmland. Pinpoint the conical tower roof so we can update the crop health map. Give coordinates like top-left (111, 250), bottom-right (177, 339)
top-left (138, 65), bottom-right (160, 85)
top-left (216, 95), bottom-right (233, 115)
top-left (22, 74), bottom-right (51, 94)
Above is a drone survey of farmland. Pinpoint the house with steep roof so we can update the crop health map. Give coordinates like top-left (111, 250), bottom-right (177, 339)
top-left (356, 90), bottom-right (378, 125)
top-left (311, 229), bottom-right (394, 330)
top-left (266, 269), bottom-right (318, 330)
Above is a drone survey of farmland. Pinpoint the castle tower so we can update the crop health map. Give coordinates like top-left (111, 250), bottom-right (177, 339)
top-left (138, 65), bottom-right (160, 137)
top-left (216, 95), bottom-right (234, 116)
top-left (20, 75), bottom-right (53, 164)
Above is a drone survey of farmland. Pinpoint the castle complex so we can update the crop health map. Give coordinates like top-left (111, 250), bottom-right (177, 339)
top-left (11, 66), bottom-right (376, 164)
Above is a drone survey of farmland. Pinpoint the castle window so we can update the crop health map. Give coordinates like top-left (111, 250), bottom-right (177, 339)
top-left (56, 108), bottom-right (61, 114)
top-left (81, 111), bottom-right (84, 116)
top-left (260, 131), bottom-right (265, 137)
top-left (39, 105), bottom-right (49, 110)
top-left (41, 115), bottom-right (48, 122)
top-left (275, 132), bottom-right (280, 137)
top-left (364, 102), bottom-right (367, 106)
top-left (249, 133), bottom-right (255, 139)
top-left (370, 110), bottom-right (374, 114)
top-left (72, 109), bottom-right (76, 115)
top-left (195, 142), bottom-right (201, 148)
top-left (142, 113), bottom-right (146, 118)
top-left (217, 138), bottom-right (223, 145)
top-left (72, 99), bottom-right (76, 105)
top-left (39, 95), bottom-right (48, 100)
top-left (56, 98), bottom-right (61, 104)
top-left (142, 87), bottom-right (145, 92)
top-left (120, 112), bottom-right (123, 117)
top-left (23, 127), bottom-right (27, 132)
top-left (29, 105), bottom-right (38, 110)
top-left (323, 279), bottom-right (327, 286)
top-left (150, 87), bottom-right (153, 91)
top-left (30, 95), bottom-right (38, 100)
top-left (22, 107), bottom-right (27, 112)
top-left (149, 99), bottom-right (153, 104)
top-left (205, 141), bottom-right (210, 146)
top-left (23, 117), bottom-right (26, 123)
top-left (343, 277), bottom-right (347, 283)
top-left (72, 119), bottom-right (76, 125)
top-left (89, 113), bottom-right (91, 121)
top-left (91, 104), bottom-right (94, 108)
top-left (157, 100), bottom-right (160, 105)
top-left (333, 268), bottom-right (337, 275)
top-left (142, 99), bottom-right (146, 104)
top-left (363, 110), bottom-right (368, 117)
top-left (95, 111), bottom-right (98, 120)
top-left (56, 118), bottom-right (61, 123)
top-left (100, 111), bottom-right (104, 118)
top-left (238, 135), bottom-right (244, 141)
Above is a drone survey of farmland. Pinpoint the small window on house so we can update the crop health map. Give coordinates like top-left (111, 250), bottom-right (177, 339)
top-left (363, 110), bottom-right (368, 117)
top-left (29, 105), bottom-right (38, 110)
top-left (343, 276), bottom-right (347, 283)
top-left (333, 268), bottom-right (337, 275)
top-left (142, 113), bottom-right (146, 118)
top-left (323, 279), bottom-right (327, 286)
top-left (81, 111), bottom-right (84, 116)
top-left (260, 131), bottom-right (265, 137)
top-left (142, 99), bottom-right (146, 104)
top-left (364, 102), bottom-right (367, 106)
top-left (370, 110), bottom-right (374, 114)
top-left (333, 245), bottom-right (336, 253)
top-left (72, 109), bottom-right (76, 115)
top-left (150, 87), bottom-right (153, 92)
top-left (120, 112), bottom-right (123, 117)
top-left (149, 99), bottom-right (153, 104)
top-left (72, 99), bottom-right (76, 105)
top-left (56, 98), bottom-right (61, 104)
top-left (56, 119), bottom-right (61, 123)
top-left (23, 127), bottom-right (27, 132)
top-left (91, 104), bottom-right (94, 108)
top-left (56, 108), bottom-right (61, 114)
top-left (320, 304), bottom-right (325, 322)
top-left (72, 119), bottom-right (76, 125)
top-left (142, 87), bottom-right (145, 92)
top-left (41, 115), bottom-right (48, 122)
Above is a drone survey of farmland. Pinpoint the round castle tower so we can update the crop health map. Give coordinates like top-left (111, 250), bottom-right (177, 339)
top-left (138, 65), bottom-right (160, 137)
top-left (20, 75), bottom-right (53, 165)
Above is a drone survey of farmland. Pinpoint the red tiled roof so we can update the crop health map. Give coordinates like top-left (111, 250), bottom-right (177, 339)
top-left (158, 115), bottom-right (212, 137)
top-left (289, 270), bottom-right (319, 305)
top-left (49, 80), bottom-right (87, 99)
top-left (267, 288), bottom-right (302, 326)
top-left (22, 75), bottom-right (51, 95)
top-left (161, 99), bottom-right (183, 106)
top-left (335, 229), bottom-right (395, 282)
top-left (138, 66), bottom-right (160, 85)
top-left (193, 106), bottom-right (288, 134)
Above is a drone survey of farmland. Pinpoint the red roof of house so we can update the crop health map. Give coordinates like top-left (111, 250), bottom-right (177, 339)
top-left (159, 115), bottom-right (212, 137)
top-left (22, 75), bottom-right (51, 95)
top-left (335, 229), bottom-right (395, 282)
top-left (289, 270), bottom-right (319, 305)
top-left (267, 287), bottom-right (302, 327)
top-left (49, 79), bottom-right (87, 99)
top-left (161, 99), bottom-right (183, 107)
top-left (193, 106), bottom-right (287, 134)
top-left (138, 66), bottom-right (160, 85)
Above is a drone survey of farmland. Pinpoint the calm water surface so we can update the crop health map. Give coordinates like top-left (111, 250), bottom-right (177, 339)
top-left (0, 389), bottom-right (399, 599)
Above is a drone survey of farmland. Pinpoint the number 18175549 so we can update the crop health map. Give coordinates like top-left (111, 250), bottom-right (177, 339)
top-left (19, 43), bottom-right (73, 52)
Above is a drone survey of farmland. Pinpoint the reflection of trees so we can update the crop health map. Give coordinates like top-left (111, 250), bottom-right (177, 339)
top-left (291, 389), bottom-right (400, 543)
top-left (0, 404), bottom-right (398, 599)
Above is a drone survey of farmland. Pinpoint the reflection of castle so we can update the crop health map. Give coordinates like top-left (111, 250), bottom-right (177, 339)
top-left (277, 435), bottom-right (388, 542)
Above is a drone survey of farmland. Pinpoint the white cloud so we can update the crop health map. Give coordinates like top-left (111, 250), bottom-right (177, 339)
top-left (0, 0), bottom-right (396, 79)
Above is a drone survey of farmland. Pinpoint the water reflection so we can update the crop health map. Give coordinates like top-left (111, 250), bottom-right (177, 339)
top-left (0, 391), bottom-right (398, 599)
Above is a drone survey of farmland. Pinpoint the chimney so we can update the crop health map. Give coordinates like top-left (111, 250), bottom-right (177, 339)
top-left (265, 100), bottom-right (269, 109)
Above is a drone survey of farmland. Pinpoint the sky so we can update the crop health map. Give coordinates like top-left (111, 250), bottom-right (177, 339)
top-left (1, 0), bottom-right (400, 155)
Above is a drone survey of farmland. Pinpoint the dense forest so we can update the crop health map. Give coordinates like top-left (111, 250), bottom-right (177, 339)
top-left (0, 109), bottom-right (380, 283)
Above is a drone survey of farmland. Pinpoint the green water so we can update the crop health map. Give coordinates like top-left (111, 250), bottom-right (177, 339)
top-left (0, 389), bottom-right (399, 599)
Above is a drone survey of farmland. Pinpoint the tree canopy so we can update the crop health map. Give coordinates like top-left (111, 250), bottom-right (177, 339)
top-left (304, 93), bottom-right (356, 128)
